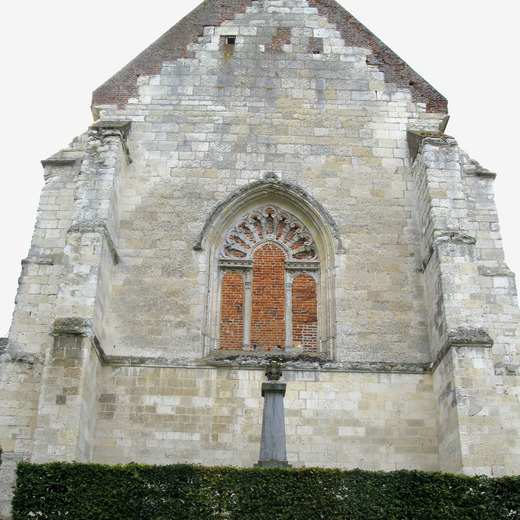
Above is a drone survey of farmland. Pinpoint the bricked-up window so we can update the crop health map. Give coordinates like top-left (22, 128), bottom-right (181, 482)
top-left (266, 27), bottom-right (291, 53)
top-left (218, 205), bottom-right (320, 352)
top-left (292, 275), bottom-right (318, 351)
top-left (251, 244), bottom-right (286, 349)
top-left (308, 37), bottom-right (324, 55)
top-left (220, 272), bottom-right (244, 350)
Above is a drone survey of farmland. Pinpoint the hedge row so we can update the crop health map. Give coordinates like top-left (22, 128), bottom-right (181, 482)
top-left (12, 462), bottom-right (520, 519)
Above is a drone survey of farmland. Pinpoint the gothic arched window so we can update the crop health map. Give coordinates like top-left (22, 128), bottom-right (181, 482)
top-left (197, 179), bottom-right (341, 359)
top-left (218, 205), bottom-right (319, 351)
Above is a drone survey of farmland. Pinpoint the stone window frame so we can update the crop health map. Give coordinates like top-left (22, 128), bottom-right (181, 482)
top-left (220, 35), bottom-right (238, 50)
top-left (218, 205), bottom-right (320, 351)
top-left (196, 178), bottom-right (342, 359)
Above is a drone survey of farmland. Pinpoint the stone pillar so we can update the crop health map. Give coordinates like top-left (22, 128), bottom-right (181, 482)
top-left (284, 275), bottom-right (293, 350)
top-left (0, 344), bottom-right (42, 519)
top-left (31, 319), bottom-right (102, 464)
top-left (243, 269), bottom-right (253, 350)
top-left (433, 330), bottom-right (505, 475)
top-left (257, 364), bottom-right (289, 467)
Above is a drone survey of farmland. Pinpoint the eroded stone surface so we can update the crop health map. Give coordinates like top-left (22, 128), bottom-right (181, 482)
top-left (1, 1), bottom-right (520, 516)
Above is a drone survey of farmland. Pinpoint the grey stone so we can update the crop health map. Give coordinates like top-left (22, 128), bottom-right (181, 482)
top-left (257, 381), bottom-right (290, 467)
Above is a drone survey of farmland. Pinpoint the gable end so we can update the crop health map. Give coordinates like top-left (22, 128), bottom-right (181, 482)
top-left (92, 0), bottom-right (447, 113)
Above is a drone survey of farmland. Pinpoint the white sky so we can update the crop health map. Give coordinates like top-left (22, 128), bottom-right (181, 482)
top-left (1, 0), bottom-right (518, 337)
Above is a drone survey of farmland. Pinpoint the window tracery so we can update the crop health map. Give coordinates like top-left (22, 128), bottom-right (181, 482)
top-left (199, 178), bottom-right (339, 359)
top-left (218, 205), bottom-right (319, 352)
top-left (220, 205), bottom-right (318, 262)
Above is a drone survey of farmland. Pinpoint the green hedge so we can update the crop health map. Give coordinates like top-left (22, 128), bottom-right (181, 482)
top-left (12, 462), bottom-right (520, 519)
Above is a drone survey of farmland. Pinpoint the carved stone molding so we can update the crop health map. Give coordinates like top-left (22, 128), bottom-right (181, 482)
top-left (221, 205), bottom-right (318, 261)
top-left (200, 186), bottom-right (338, 358)
top-left (194, 179), bottom-right (344, 254)
top-left (429, 327), bottom-right (494, 372)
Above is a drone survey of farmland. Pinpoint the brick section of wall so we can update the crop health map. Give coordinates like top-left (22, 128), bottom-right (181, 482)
top-left (92, 0), bottom-right (446, 112)
top-left (92, 0), bottom-right (254, 107)
top-left (307, 36), bottom-right (324, 55)
top-left (305, 0), bottom-right (447, 113)
top-left (251, 244), bottom-right (286, 349)
top-left (292, 275), bottom-right (318, 351)
top-left (266, 27), bottom-right (291, 53)
top-left (220, 272), bottom-right (244, 349)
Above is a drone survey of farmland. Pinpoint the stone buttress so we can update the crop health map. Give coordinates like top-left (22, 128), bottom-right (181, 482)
top-left (410, 131), bottom-right (520, 475)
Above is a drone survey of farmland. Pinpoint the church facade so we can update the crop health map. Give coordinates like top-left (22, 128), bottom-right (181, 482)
top-left (1, 0), bottom-right (520, 515)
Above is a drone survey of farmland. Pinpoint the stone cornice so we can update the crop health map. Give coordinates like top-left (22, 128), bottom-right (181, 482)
top-left (44, 322), bottom-right (503, 375)
top-left (50, 318), bottom-right (95, 337)
top-left (194, 177), bottom-right (344, 253)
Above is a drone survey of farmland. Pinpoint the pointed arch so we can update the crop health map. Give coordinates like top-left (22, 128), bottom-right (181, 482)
top-left (198, 178), bottom-right (340, 358)
top-left (194, 178), bottom-right (344, 254)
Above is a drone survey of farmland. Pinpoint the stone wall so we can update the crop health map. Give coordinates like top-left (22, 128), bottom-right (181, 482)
top-left (411, 133), bottom-right (520, 475)
top-left (95, 0), bottom-right (438, 363)
top-left (93, 364), bottom-right (438, 471)
top-left (0, 351), bottom-right (42, 518)
top-left (1, 1), bottom-right (520, 516)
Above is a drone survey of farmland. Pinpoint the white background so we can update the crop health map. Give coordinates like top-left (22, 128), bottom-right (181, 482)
top-left (1, 0), bottom-right (518, 336)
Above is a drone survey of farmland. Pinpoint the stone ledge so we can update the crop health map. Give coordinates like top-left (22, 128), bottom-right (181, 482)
top-left (203, 351), bottom-right (331, 370)
top-left (407, 130), bottom-right (455, 162)
top-left (40, 157), bottom-right (82, 168)
top-left (93, 350), bottom-right (431, 374)
top-left (430, 328), bottom-right (494, 372)
top-left (12, 327), bottom-right (498, 375)
top-left (90, 119), bottom-right (132, 139)
top-left (0, 344), bottom-right (43, 365)
top-left (462, 158), bottom-right (496, 179)
top-left (433, 231), bottom-right (476, 246)
top-left (478, 266), bottom-right (515, 277)
top-left (446, 327), bottom-right (494, 348)
top-left (40, 327), bottom-right (499, 375)
top-left (50, 318), bottom-right (94, 337)
top-left (21, 254), bottom-right (62, 266)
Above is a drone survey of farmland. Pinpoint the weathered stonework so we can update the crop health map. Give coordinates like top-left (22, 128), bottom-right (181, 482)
top-left (1, 0), bottom-right (519, 517)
